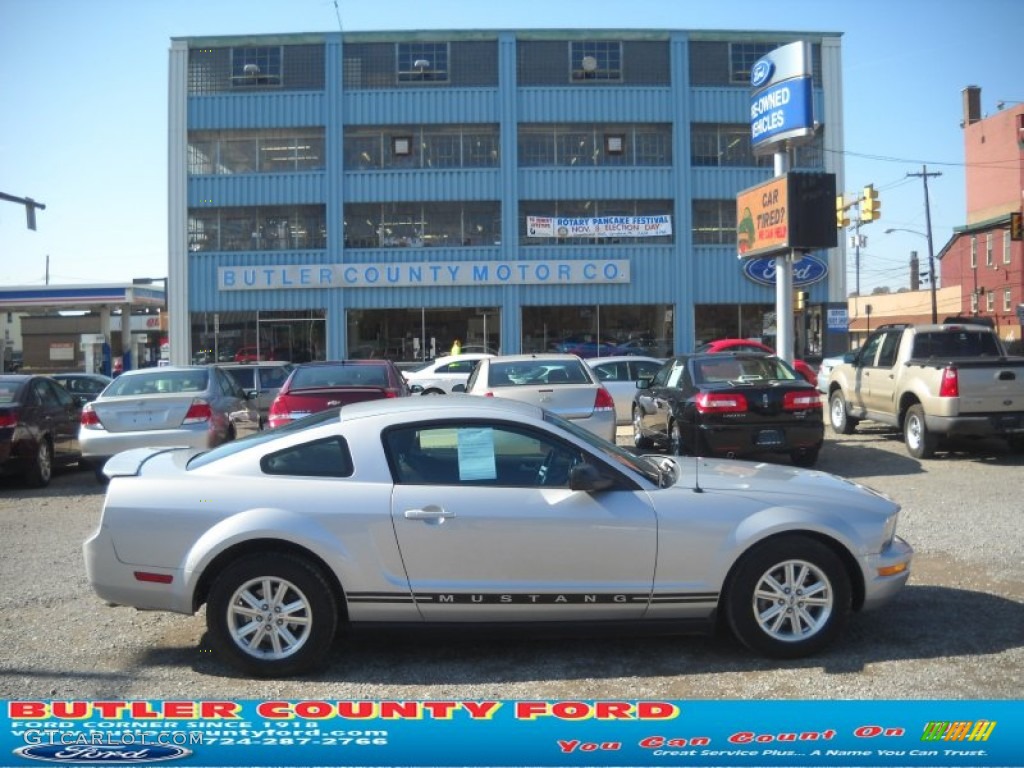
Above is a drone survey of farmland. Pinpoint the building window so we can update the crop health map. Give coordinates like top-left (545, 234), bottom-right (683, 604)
top-left (344, 125), bottom-right (499, 170)
top-left (231, 46), bottom-right (283, 87)
top-left (397, 42), bottom-right (449, 82)
top-left (188, 206), bottom-right (326, 252)
top-left (188, 130), bottom-right (326, 174)
top-left (521, 305), bottom-right (674, 357)
top-left (692, 200), bottom-right (737, 245)
top-left (570, 41), bottom-right (622, 81)
top-left (1005, 288), bottom-right (1013, 312)
top-left (970, 292), bottom-right (979, 314)
top-left (730, 42), bottom-right (777, 84)
top-left (986, 291), bottom-right (995, 313)
top-left (1005, 230), bottom-right (1012, 264)
top-left (970, 236), bottom-right (977, 268)
top-left (344, 202), bottom-right (501, 249)
top-left (518, 124), bottom-right (671, 167)
top-left (986, 233), bottom-right (994, 266)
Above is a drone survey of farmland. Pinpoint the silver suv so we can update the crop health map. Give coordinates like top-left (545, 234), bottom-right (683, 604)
top-left (217, 362), bottom-right (293, 429)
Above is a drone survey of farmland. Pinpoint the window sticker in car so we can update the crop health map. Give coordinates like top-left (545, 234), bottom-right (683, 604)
top-left (456, 427), bottom-right (497, 481)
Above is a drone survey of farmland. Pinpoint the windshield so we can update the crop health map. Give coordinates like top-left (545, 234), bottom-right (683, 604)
top-left (542, 410), bottom-right (664, 486)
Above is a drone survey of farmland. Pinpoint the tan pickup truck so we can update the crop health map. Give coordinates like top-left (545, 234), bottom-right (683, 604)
top-left (825, 321), bottom-right (1024, 458)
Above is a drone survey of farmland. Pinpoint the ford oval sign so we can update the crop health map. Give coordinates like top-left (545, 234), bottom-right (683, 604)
top-left (750, 58), bottom-right (774, 88)
top-left (742, 254), bottom-right (828, 287)
top-left (14, 744), bottom-right (192, 764)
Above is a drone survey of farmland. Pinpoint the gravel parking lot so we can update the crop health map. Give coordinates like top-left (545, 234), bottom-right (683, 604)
top-left (1, 424), bottom-right (1021, 701)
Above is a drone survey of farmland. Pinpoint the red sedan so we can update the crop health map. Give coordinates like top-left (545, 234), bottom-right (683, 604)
top-left (267, 360), bottom-right (410, 429)
top-left (696, 339), bottom-right (817, 388)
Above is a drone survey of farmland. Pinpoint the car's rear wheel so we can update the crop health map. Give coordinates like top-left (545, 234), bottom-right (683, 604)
top-left (724, 535), bottom-right (851, 658)
top-left (904, 404), bottom-right (936, 459)
top-left (828, 392), bottom-right (857, 435)
top-left (207, 553), bottom-right (338, 677)
top-left (25, 438), bottom-right (53, 488)
top-left (632, 407), bottom-right (653, 449)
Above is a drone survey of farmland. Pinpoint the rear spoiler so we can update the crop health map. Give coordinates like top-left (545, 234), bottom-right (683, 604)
top-left (101, 447), bottom-right (191, 479)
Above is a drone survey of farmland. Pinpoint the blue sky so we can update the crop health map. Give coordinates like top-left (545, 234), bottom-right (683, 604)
top-left (1, 0), bottom-right (1020, 293)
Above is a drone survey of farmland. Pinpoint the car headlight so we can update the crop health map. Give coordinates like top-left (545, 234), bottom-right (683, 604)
top-left (881, 513), bottom-right (898, 549)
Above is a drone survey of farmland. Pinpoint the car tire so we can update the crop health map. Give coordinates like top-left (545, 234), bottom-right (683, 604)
top-left (790, 446), bottom-right (820, 468)
top-left (669, 420), bottom-right (687, 456)
top-left (828, 392), bottom-right (857, 435)
top-left (632, 407), bottom-right (653, 449)
top-left (904, 404), bottom-right (937, 459)
top-left (724, 535), bottom-right (851, 659)
top-left (25, 438), bottom-right (53, 488)
top-left (206, 552), bottom-right (339, 678)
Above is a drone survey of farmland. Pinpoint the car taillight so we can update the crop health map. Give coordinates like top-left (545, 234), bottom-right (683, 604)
top-left (939, 366), bottom-right (959, 397)
top-left (182, 400), bottom-right (213, 424)
top-left (783, 390), bottom-right (824, 411)
top-left (80, 406), bottom-right (101, 429)
top-left (594, 387), bottom-right (615, 411)
top-left (696, 391), bottom-right (748, 413)
top-left (0, 408), bottom-right (18, 428)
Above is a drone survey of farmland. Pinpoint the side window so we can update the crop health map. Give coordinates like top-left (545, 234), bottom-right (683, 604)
top-left (650, 360), bottom-right (675, 387)
top-left (858, 333), bottom-right (886, 367)
top-left (261, 437), bottom-right (353, 477)
top-left (875, 331), bottom-right (902, 368)
top-left (385, 423), bottom-right (582, 488)
top-left (594, 361), bottom-right (627, 381)
top-left (260, 366), bottom-right (290, 388)
top-left (227, 368), bottom-right (256, 389)
top-left (49, 380), bottom-right (75, 407)
top-left (32, 380), bottom-right (58, 408)
top-left (632, 360), bottom-right (663, 380)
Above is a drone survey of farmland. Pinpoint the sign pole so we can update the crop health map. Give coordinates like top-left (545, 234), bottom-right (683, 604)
top-left (774, 150), bottom-right (794, 365)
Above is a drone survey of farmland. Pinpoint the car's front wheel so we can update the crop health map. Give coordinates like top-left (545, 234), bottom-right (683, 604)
top-left (724, 535), bottom-right (851, 658)
top-left (207, 553), bottom-right (339, 677)
top-left (632, 407), bottom-right (653, 449)
top-left (828, 391), bottom-right (857, 435)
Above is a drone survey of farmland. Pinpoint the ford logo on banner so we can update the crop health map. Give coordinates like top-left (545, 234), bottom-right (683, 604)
top-left (750, 58), bottom-right (774, 88)
top-left (14, 744), bottom-right (192, 763)
top-left (742, 254), bottom-right (828, 287)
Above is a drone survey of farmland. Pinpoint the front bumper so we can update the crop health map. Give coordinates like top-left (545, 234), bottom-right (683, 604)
top-left (860, 535), bottom-right (913, 611)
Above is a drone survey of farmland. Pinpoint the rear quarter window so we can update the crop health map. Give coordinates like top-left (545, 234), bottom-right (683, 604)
top-left (261, 436), bottom-right (353, 478)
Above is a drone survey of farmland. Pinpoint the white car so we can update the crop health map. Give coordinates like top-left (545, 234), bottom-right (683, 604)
top-left (586, 355), bottom-right (665, 424)
top-left (817, 350), bottom-right (856, 395)
top-left (83, 396), bottom-right (912, 678)
top-left (402, 353), bottom-right (493, 395)
top-left (463, 354), bottom-right (616, 442)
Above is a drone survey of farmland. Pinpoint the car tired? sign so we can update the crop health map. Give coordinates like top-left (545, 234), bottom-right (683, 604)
top-left (736, 172), bottom-right (838, 259)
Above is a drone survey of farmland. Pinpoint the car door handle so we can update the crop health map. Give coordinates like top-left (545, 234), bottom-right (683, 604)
top-left (403, 506), bottom-right (455, 521)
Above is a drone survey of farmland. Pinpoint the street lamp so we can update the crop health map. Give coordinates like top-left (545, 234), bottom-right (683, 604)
top-left (885, 228), bottom-right (937, 323)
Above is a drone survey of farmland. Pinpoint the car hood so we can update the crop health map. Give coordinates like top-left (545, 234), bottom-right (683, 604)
top-left (664, 455), bottom-right (896, 513)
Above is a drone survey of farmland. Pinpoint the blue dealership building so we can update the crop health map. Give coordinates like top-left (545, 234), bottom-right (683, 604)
top-left (167, 28), bottom-right (846, 365)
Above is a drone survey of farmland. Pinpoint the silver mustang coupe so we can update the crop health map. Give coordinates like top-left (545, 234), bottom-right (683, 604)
top-left (83, 396), bottom-right (912, 677)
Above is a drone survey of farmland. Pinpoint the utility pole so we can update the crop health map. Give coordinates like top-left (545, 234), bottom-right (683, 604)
top-left (907, 165), bottom-right (942, 322)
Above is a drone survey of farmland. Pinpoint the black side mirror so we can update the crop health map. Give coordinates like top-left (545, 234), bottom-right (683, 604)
top-left (568, 463), bottom-right (616, 492)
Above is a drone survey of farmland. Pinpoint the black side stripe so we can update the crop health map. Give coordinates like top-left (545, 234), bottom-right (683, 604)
top-left (347, 592), bottom-right (718, 605)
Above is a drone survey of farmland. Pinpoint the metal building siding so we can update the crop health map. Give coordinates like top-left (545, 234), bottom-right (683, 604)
top-left (690, 168), bottom-right (769, 200)
top-left (516, 87), bottom-right (673, 122)
top-left (692, 249), bottom-right (776, 303)
top-left (189, 174), bottom-right (326, 207)
top-left (187, 93), bottom-right (325, 130)
top-left (688, 87), bottom-right (826, 126)
top-left (342, 169), bottom-right (503, 202)
top-left (517, 168), bottom-right (675, 201)
top-left (188, 252), bottom-right (337, 312)
top-left (340, 89), bottom-right (501, 125)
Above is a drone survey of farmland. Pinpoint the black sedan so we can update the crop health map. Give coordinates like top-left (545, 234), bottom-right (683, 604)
top-left (0, 375), bottom-right (85, 487)
top-left (632, 352), bottom-right (824, 467)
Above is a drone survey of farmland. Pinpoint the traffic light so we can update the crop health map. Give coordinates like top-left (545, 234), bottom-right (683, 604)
top-left (836, 195), bottom-right (849, 229)
top-left (793, 290), bottom-right (808, 311)
top-left (860, 185), bottom-right (881, 223)
top-left (1011, 211), bottom-right (1023, 241)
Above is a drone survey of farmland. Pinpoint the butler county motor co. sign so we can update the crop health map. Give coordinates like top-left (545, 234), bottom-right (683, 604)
top-left (218, 260), bottom-right (631, 290)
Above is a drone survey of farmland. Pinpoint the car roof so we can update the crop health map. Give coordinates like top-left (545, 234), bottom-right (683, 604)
top-left (116, 365), bottom-right (206, 377)
top-left (484, 353), bottom-right (583, 364)
top-left (585, 355), bottom-right (664, 365)
top-left (336, 393), bottom-right (545, 423)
